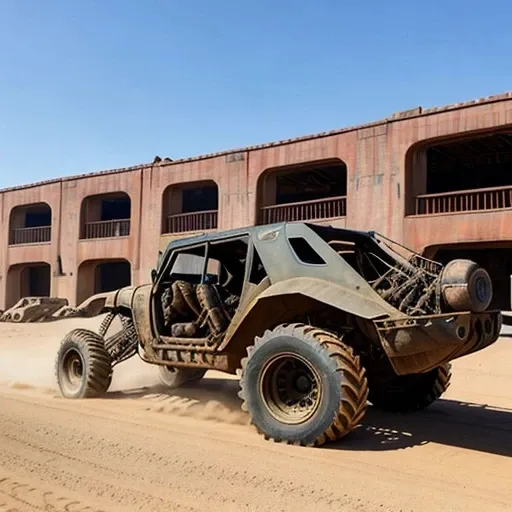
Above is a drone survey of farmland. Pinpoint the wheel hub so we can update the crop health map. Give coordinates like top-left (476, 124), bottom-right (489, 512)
top-left (259, 353), bottom-right (322, 425)
top-left (294, 374), bottom-right (312, 393)
top-left (61, 349), bottom-right (84, 391)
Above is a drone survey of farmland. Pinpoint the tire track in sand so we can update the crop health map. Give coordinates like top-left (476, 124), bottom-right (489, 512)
top-left (0, 470), bottom-right (108, 512)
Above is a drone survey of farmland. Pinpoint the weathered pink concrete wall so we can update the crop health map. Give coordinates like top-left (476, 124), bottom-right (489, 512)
top-left (1, 93), bottom-right (512, 308)
top-left (0, 181), bottom-right (60, 307)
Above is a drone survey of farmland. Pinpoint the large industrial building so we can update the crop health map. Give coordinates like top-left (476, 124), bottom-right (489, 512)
top-left (2, 92), bottom-right (512, 311)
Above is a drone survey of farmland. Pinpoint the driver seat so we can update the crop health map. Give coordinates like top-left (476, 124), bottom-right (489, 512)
top-left (196, 283), bottom-right (231, 335)
top-left (161, 280), bottom-right (201, 328)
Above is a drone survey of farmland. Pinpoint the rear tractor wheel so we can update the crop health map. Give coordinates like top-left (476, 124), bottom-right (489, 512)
top-left (368, 363), bottom-right (452, 413)
top-left (238, 323), bottom-right (368, 447)
top-left (55, 328), bottom-right (113, 398)
top-left (158, 366), bottom-right (206, 389)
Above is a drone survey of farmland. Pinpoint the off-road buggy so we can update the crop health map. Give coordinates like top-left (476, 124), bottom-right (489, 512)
top-left (55, 222), bottom-right (501, 447)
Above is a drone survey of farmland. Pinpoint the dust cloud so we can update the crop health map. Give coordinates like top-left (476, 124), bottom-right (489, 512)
top-left (0, 314), bottom-right (247, 425)
top-left (0, 316), bottom-right (159, 391)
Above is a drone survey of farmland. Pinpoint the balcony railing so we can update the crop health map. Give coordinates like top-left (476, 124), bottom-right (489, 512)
top-left (415, 185), bottom-right (512, 215)
top-left (82, 219), bottom-right (130, 239)
top-left (165, 210), bottom-right (218, 234)
top-left (9, 226), bottom-right (51, 245)
top-left (260, 196), bottom-right (347, 224)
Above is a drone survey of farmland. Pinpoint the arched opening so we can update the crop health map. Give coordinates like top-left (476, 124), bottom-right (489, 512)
top-left (9, 202), bottom-right (52, 245)
top-left (80, 192), bottom-right (131, 240)
top-left (406, 129), bottom-right (512, 216)
top-left (430, 242), bottom-right (512, 310)
top-left (76, 259), bottom-right (132, 305)
top-left (256, 158), bottom-right (347, 224)
top-left (6, 262), bottom-right (51, 308)
top-left (161, 180), bottom-right (218, 234)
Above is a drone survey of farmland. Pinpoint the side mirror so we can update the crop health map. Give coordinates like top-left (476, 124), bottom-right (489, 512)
top-left (151, 269), bottom-right (157, 283)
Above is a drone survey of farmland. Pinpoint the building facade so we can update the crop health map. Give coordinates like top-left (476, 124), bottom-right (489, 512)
top-left (2, 92), bottom-right (512, 311)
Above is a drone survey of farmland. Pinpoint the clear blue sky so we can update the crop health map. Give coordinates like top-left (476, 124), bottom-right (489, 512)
top-left (1, 0), bottom-right (511, 188)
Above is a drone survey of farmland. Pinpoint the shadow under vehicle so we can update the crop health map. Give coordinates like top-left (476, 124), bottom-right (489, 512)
top-left (54, 222), bottom-right (501, 447)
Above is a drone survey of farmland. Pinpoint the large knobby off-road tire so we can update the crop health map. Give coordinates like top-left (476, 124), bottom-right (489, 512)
top-left (158, 366), bottom-right (207, 388)
top-left (238, 323), bottom-right (369, 447)
top-left (368, 363), bottom-right (452, 413)
top-left (55, 328), bottom-right (113, 399)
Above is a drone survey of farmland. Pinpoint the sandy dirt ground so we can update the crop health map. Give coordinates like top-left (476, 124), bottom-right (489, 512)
top-left (0, 316), bottom-right (511, 512)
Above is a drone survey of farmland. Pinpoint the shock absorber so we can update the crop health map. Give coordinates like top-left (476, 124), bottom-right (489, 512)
top-left (99, 312), bottom-right (116, 338)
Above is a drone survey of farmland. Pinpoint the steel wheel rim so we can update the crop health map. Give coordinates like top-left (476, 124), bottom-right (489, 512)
top-left (259, 352), bottom-right (322, 425)
top-left (61, 348), bottom-right (84, 392)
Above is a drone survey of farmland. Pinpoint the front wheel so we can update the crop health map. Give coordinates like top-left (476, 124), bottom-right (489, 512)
top-left (158, 366), bottom-right (206, 388)
top-left (368, 363), bottom-right (452, 413)
top-left (55, 329), bottom-right (113, 398)
top-left (238, 323), bottom-right (369, 447)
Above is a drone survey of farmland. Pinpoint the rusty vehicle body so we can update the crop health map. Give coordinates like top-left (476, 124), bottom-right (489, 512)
top-left (54, 222), bottom-right (501, 447)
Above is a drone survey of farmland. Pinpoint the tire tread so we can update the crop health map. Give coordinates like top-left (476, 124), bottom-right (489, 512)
top-left (238, 323), bottom-right (368, 447)
top-left (368, 363), bottom-right (451, 413)
top-left (55, 328), bottom-right (113, 398)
